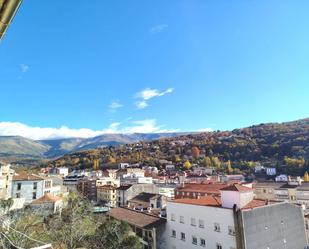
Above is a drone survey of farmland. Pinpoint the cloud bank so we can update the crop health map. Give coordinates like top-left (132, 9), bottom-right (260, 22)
top-left (0, 120), bottom-right (178, 140)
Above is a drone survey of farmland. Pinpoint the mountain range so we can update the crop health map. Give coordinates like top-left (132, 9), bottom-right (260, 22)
top-left (0, 133), bottom-right (185, 164)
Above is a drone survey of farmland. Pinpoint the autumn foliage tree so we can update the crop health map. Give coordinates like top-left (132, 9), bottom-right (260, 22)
top-left (191, 146), bottom-right (200, 158)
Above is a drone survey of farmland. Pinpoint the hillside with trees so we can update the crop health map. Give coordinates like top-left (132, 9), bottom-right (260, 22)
top-left (48, 118), bottom-right (309, 175)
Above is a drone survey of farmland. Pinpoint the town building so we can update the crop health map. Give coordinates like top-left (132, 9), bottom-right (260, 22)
top-left (29, 193), bottom-right (63, 215)
top-left (117, 183), bottom-right (159, 207)
top-left (0, 163), bottom-right (14, 199)
top-left (166, 184), bottom-right (307, 249)
top-left (128, 192), bottom-right (167, 210)
top-left (174, 183), bottom-right (228, 199)
top-left (11, 172), bottom-right (45, 203)
top-left (77, 178), bottom-right (97, 201)
top-left (108, 207), bottom-right (166, 249)
top-left (97, 185), bottom-right (117, 207)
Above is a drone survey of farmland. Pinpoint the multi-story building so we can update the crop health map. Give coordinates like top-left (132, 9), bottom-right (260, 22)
top-left (117, 183), bottom-right (159, 207)
top-left (174, 183), bottom-right (228, 199)
top-left (166, 184), bottom-right (308, 249)
top-left (108, 207), bottom-right (166, 249)
top-left (96, 177), bottom-right (120, 187)
top-left (77, 178), bottom-right (97, 201)
top-left (97, 185), bottom-right (117, 207)
top-left (0, 163), bottom-right (14, 199)
top-left (11, 172), bottom-right (45, 203)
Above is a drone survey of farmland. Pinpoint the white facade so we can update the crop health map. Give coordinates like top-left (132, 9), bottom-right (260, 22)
top-left (221, 190), bottom-right (254, 209)
top-left (166, 201), bottom-right (237, 249)
top-left (12, 179), bottom-right (44, 204)
top-left (56, 167), bottom-right (69, 177)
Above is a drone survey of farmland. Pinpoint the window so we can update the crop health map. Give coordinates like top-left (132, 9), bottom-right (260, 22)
top-left (200, 238), bottom-right (206, 247)
top-left (17, 183), bottom-right (21, 191)
top-left (214, 223), bottom-right (220, 232)
top-left (33, 182), bottom-right (37, 190)
top-left (192, 236), bottom-right (197, 245)
top-left (191, 218), bottom-right (196, 226)
top-left (228, 226), bottom-right (235, 236)
top-left (171, 213), bottom-right (175, 221)
top-left (16, 193), bottom-right (20, 198)
top-left (45, 181), bottom-right (51, 188)
top-left (32, 192), bottom-right (37, 200)
top-left (216, 243), bottom-right (222, 249)
top-left (181, 232), bottom-right (185, 241)
top-left (171, 230), bottom-right (176, 238)
top-left (180, 216), bottom-right (184, 224)
top-left (199, 219), bottom-right (205, 228)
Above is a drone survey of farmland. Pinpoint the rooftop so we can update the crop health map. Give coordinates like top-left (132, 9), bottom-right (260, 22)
top-left (31, 194), bottom-right (61, 204)
top-left (220, 184), bottom-right (252, 192)
top-left (13, 172), bottom-right (44, 181)
top-left (116, 184), bottom-right (132, 190)
top-left (172, 197), bottom-right (275, 210)
top-left (177, 183), bottom-right (228, 194)
top-left (108, 207), bottom-right (166, 229)
top-left (173, 196), bottom-right (222, 207)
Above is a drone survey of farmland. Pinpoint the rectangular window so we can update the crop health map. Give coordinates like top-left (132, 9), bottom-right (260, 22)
top-left (45, 181), bottom-right (51, 188)
top-left (171, 230), bottom-right (176, 238)
top-left (214, 223), bottom-right (220, 232)
top-left (199, 219), bottom-right (205, 228)
top-left (216, 243), bottom-right (222, 249)
top-left (171, 213), bottom-right (175, 221)
top-left (228, 226), bottom-right (236, 236)
top-left (180, 216), bottom-right (184, 224)
top-left (33, 182), bottom-right (37, 190)
top-left (192, 236), bottom-right (197, 245)
top-left (200, 238), bottom-right (206, 247)
top-left (181, 232), bottom-right (185, 241)
top-left (17, 183), bottom-right (21, 191)
top-left (191, 218), bottom-right (196, 226)
top-left (32, 192), bottom-right (37, 200)
top-left (16, 193), bottom-right (20, 198)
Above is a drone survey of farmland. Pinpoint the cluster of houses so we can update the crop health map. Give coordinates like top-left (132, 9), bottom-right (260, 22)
top-left (1, 161), bottom-right (309, 249)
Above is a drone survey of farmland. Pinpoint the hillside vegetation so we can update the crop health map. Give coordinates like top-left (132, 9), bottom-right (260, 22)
top-left (48, 118), bottom-right (309, 175)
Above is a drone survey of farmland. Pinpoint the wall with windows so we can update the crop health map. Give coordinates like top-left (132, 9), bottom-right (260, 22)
top-left (165, 201), bottom-right (237, 249)
top-left (11, 180), bottom-right (44, 203)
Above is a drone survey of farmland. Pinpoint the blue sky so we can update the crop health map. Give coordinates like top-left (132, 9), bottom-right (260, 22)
top-left (0, 1), bottom-right (308, 139)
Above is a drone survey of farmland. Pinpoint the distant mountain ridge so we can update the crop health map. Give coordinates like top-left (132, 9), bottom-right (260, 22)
top-left (0, 132), bottom-right (186, 164)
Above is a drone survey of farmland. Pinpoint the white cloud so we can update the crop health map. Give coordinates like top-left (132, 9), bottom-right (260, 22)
top-left (109, 100), bottom-right (123, 111)
top-left (196, 128), bottom-right (213, 132)
top-left (0, 120), bottom-right (178, 140)
top-left (20, 64), bottom-right (29, 73)
top-left (136, 100), bottom-right (148, 109)
top-left (135, 87), bottom-right (174, 109)
top-left (149, 24), bottom-right (168, 34)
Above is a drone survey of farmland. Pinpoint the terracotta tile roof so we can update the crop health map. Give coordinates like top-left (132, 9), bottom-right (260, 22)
top-left (177, 183), bottom-right (228, 194)
top-left (241, 199), bottom-right (272, 210)
top-left (172, 196), bottom-right (222, 207)
top-left (31, 194), bottom-right (61, 204)
top-left (108, 207), bottom-right (166, 229)
top-left (97, 185), bottom-right (117, 190)
top-left (13, 172), bottom-right (44, 181)
top-left (220, 184), bottom-right (252, 192)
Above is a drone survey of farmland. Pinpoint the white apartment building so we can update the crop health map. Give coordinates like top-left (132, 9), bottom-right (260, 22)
top-left (166, 184), bottom-right (308, 249)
